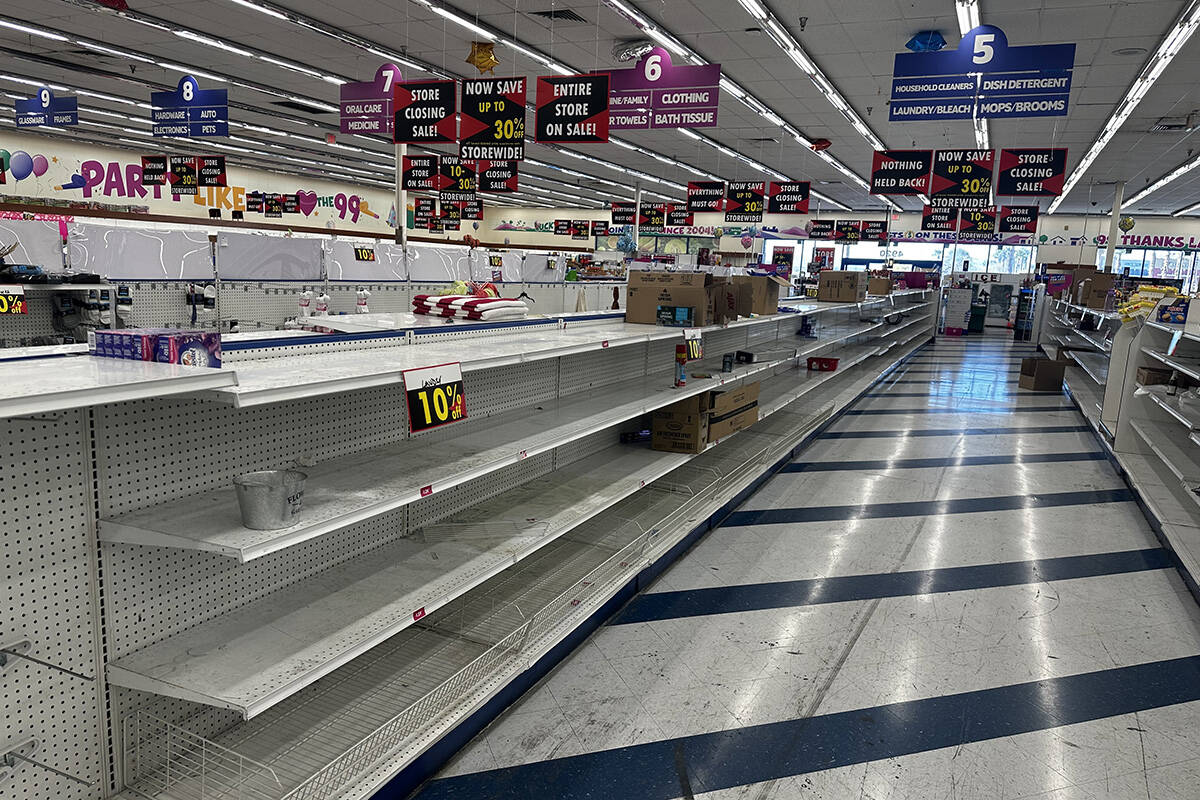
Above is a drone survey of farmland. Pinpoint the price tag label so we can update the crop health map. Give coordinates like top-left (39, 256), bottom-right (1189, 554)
top-left (684, 328), bottom-right (703, 360)
top-left (403, 362), bottom-right (468, 432)
top-left (353, 246), bottom-right (376, 262)
top-left (0, 285), bottom-right (27, 315)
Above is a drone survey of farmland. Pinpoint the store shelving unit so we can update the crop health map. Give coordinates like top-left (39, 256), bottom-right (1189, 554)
top-left (1, 288), bottom-right (936, 800)
top-left (1039, 297), bottom-right (1126, 438)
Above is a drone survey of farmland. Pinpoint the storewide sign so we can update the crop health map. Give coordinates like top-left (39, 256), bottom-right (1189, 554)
top-left (460, 78), bottom-right (526, 161)
top-left (724, 182), bottom-right (764, 222)
top-left (930, 149), bottom-right (994, 208)
top-left (890, 25), bottom-right (1074, 121)
top-left (607, 48), bottom-right (720, 130)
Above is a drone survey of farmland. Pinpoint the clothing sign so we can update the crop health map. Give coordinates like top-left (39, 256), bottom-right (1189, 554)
top-left (930, 150), bottom-right (994, 208)
top-left (438, 156), bottom-right (476, 204)
top-left (460, 77), bottom-right (526, 160)
top-left (393, 79), bottom-right (457, 144)
top-left (834, 220), bottom-right (862, 241)
top-left (477, 160), bottom-right (519, 193)
top-left (890, 26), bottom-right (1074, 121)
top-left (870, 150), bottom-right (932, 195)
top-left (958, 206), bottom-right (997, 239)
top-left (922, 205), bottom-right (959, 232)
top-left (767, 181), bottom-right (811, 214)
top-left (687, 181), bottom-right (724, 213)
top-left (197, 156), bottom-right (226, 187)
top-left (340, 63), bottom-right (402, 135)
top-left (151, 75), bottom-right (228, 137)
top-left (611, 202), bottom-right (636, 226)
top-left (141, 155), bottom-right (168, 186)
top-left (402, 155), bottom-right (438, 190)
top-left (807, 220), bottom-right (835, 240)
top-left (535, 74), bottom-right (609, 143)
top-left (168, 156), bottom-right (197, 196)
top-left (996, 148), bottom-right (1067, 196)
top-left (15, 87), bottom-right (77, 127)
top-left (998, 205), bottom-right (1039, 234)
top-left (862, 220), bottom-right (888, 243)
top-left (724, 182), bottom-right (765, 222)
top-left (607, 48), bottom-right (720, 130)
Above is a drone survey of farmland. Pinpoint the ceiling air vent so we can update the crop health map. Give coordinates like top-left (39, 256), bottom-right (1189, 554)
top-left (529, 9), bottom-right (588, 23)
top-left (271, 99), bottom-right (334, 115)
top-left (1150, 114), bottom-right (1196, 133)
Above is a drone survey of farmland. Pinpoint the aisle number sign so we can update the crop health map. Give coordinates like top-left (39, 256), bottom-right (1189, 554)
top-left (403, 362), bottom-right (468, 433)
top-left (15, 87), bottom-right (77, 127)
top-left (340, 63), bottom-right (402, 135)
top-left (151, 75), bottom-right (228, 137)
top-left (608, 48), bottom-right (720, 130)
top-left (0, 285), bottom-right (27, 315)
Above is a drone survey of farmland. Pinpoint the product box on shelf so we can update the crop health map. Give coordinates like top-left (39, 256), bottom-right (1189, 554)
top-left (90, 329), bottom-right (156, 361)
top-left (1077, 272), bottom-right (1116, 310)
top-left (708, 381), bottom-right (760, 440)
top-left (1157, 296), bottom-right (1190, 325)
top-left (88, 328), bottom-right (222, 367)
top-left (629, 271), bottom-right (720, 326)
top-left (1137, 366), bottom-right (1174, 387)
top-left (1018, 357), bottom-right (1070, 391)
top-left (868, 277), bottom-right (894, 296)
top-left (732, 274), bottom-right (790, 317)
top-left (651, 392), bottom-right (710, 454)
top-left (817, 271), bottom-right (868, 302)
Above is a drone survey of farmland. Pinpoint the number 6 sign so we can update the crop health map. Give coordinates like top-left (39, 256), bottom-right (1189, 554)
top-left (608, 47), bottom-right (721, 131)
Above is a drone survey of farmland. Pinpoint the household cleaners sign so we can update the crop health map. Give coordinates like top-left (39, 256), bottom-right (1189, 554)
top-left (890, 25), bottom-right (1074, 121)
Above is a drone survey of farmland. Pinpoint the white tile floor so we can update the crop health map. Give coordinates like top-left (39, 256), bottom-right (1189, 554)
top-left (413, 335), bottom-right (1200, 800)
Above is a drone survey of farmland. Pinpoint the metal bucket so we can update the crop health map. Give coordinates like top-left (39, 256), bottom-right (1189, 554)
top-left (233, 469), bottom-right (307, 530)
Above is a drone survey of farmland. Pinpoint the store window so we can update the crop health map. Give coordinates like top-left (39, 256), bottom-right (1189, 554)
top-left (943, 243), bottom-right (992, 272)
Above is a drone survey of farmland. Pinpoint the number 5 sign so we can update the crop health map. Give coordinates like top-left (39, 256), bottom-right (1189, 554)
top-left (608, 47), bottom-right (720, 130)
top-left (403, 362), bottom-right (469, 433)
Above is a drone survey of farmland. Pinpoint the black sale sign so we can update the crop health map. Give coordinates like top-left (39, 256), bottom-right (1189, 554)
top-left (921, 205), bottom-right (959, 232)
top-left (414, 197), bottom-right (436, 228)
top-left (197, 155), bottom-right (226, 187)
top-left (438, 156), bottom-right (476, 203)
top-left (687, 181), bottom-right (724, 213)
top-left (724, 182), bottom-right (765, 222)
top-left (141, 155), bottom-right (167, 186)
top-left (930, 149), bottom-right (994, 208)
top-left (807, 220), bottom-right (835, 239)
top-left (958, 206), bottom-right (997, 239)
top-left (998, 205), bottom-right (1039, 234)
top-left (402, 155), bottom-right (438, 190)
top-left (460, 198), bottom-right (484, 220)
top-left (168, 156), bottom-right (197, 195)
top-left (640, 204), bottom-right (666, 232)
top-left (591, 220), bottom-right (609, 236)
top-left (611, 202), bottom-right (635, 225)
top-left (862, 220), bottom-right (888, 242)
top-left (996, 148), bottom-right (1067, 196)
top-left (666, 205), bottom-right (693, 226)
top-left (393, 79), bottom-right (457, 144)
top-left (460, 77), bottom-right (526, 161)
top-left (554, 218), bottom-right (571, 235)
top-left (767, 181), bottom-right (810, 214)
top-left (870, 150), bottom-right (932, 195)
top-left (477, 160), bottom-right (518, 193)
top-left (834, 220), bottom-right (862, 241)
top-left (535, 74), bottom-right (609, 143)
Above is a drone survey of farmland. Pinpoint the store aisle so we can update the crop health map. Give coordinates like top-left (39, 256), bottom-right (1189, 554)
top-left (410, 335), bottom-right (1200, 800)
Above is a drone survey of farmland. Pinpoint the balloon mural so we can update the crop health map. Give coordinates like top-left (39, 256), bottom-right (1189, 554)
top-left (2, 150), bottom-right (50, 181)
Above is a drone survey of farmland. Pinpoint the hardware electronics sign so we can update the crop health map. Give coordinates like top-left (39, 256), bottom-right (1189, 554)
top-left (607, 48), bottom-right (720, 130)
top-left (890, 25), bottom-right (1074, 121)
top-left (151, 75), bottom-right (228, 137)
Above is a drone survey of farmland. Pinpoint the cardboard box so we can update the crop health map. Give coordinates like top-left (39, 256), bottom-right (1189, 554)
top-left (1018, 358), bottom-right (1070, 391)
top-left (868, 277), bottom-right (893, 296)
top-left (710, 276), bottom-right (739, 325)
top-left (710, 381), bottom-right (760, 417)
top-left (1137, 366), bottom-right (1174, 387)
top-left (89, 328), bottom-right (222, 367)
top-left (1078, 272), bottom-right (1115, 310)
top-left (817, 271), bottom-right (868, 302)
top-left (732, 274), bottom-right (790, 317)
top-left (651, 393), bottom-right (710, 454)
top-left (627, 271), bottom-right (718, 326)
top-left (708, 381), bottom-right (760, 441)
top-left (709, 405), bottom-right (759, 441)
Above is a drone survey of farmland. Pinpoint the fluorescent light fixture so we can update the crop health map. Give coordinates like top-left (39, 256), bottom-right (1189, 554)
top-left (429, 6), bottom-right (495, 41)
top-left (1174, 201), bottom-right (1200, 216)
top-left (956, 0), bottom-right (980, 33)
top-left (173, 30), bottom-right (255, 57)
top-left (157, 62), bottom-right (228, 82)
top-left (226, 0), bottom-right (289, 19)
top-left (0, 19), bottom-right (68, 41)
top-left (676, 128), bottom-right (702, 140)
top-left (761, 110), bottom-right (783, 126)
top-left (718, 77), bottom-right (746, 98)
top-left (1125, 151), bottom-right (1200, 207)
top-left (76, 41), bottom-right (157, 63)
top-left (644, 26), bottom-right (688, 57)
top-left (736, 0), bottom-right (769, 20)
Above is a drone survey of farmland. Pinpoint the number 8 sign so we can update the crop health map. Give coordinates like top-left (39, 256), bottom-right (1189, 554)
top-left (402, 362), bottom-right (469, 433)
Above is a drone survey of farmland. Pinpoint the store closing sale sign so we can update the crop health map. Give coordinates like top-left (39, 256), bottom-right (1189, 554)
top-left (724, 182), bottom-right (764, 222)
top-left (607, 48), bottom-right (720, 130)
top-left (870, 150), bottom-right (932, 194)
top-left (890, 25), bottom-right (1075, 121)
top-left (930, 150), bottom-right (994, 208)
top-left (393, 80), bottom-right (457, 144)
top-left (998, 205), bottom-right (1039, 233)
top-left (996, 148), bottom-right (1067, 195)
top-left (768, 182), bottom-right (810, 214)
top-left (460, 78), bottom-right (526, 161)
top-left (535, 74), bottom-right (609, 143)
top-left (403, 362), bottom-right (467, 433)
top-left (478, 161), bottom-right (519, 193)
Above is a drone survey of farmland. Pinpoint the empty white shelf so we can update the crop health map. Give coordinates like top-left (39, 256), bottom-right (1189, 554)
top-left (1068, 350), bottom-right (1109, 386)
top-left (1131, 420), bottom-right (1200, 484)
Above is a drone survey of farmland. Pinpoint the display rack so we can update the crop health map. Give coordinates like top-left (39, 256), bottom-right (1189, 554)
top-left (0, 287), bottom-right (936, 800)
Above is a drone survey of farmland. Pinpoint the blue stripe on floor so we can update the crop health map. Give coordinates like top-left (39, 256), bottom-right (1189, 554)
top-left (879, 379), bottom-right (1035, 385)
top-left (818, 425), bottom-right (1090, 439)
top-left (721, 488), bottom-right (1134, 527)
top-left (782, 451), bottom-right (1106, 472)
top-left (842, 405), bottom-right (1068, 415)
top-left (410, 655), bottom-right (1200, 800)
top-left (860, 391), bottom-right (1063, 397)
top-left (611, 548), bottom-right (1170, 625)
top-left (899, 369), bottom-right (1021, 374)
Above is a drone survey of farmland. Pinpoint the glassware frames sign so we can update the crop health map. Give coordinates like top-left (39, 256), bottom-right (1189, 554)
top-left (340, 63), bottom-right (402, 135)
top-left (15, 87), bottom-right (77, 127)
top-left (459, 78), bottom-right (526, 160)
top-left (998, 205), bottom-right (1039, 234)
top-left (607, 48), bottom-right (719, 130)
top-left (151, 75), bottom-right (228, 137)
top-left (724, 182), bottom-right (764, 222)
top-left (869, 150), bottom-right (932, 195)
top-left (890, 25), bottom-right (1074, 121)
top-left (687, 181), bottom-right (724, 213)
top-left (922, 205), bottom-right (960, 232)
top-left (393, 79), bottom-right (457, 144)
top-left (535, 74), bottom-right (609, 143)
top-left (478, 161), bottom-right (518, 193)
top-left (402, 155), bottom-right (438, 191)
top-left (996, 148), bottom-right (1067, 196)
top-left (767, 182), bottom-right (811, 214)
top-left (930, 150), bottom-right (994, 208)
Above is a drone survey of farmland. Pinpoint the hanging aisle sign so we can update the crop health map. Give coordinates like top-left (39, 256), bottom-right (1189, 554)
top-left (438, 156), bottom-right (476, 204)
top-left (477, 160), bottom-right (518, 192)
top-left (15, 87), bottom-right (77, 127)
top-left (611, 202), bottom-right (635, 225)
top-left (687, 181), bottom-right (725, 213)
top-left (151, 75), bottom-right (228, 137)
top-left (996, 148), bottom-right (1068, 196)
top-left (724, 182), bottom-right (764, 222)
top-left (340, 63), bottom-right (402, 135)
top-left (403, 362), bottom-right (467, 433)
top-left (393, 79), bottom-right (457, 144)
top-left (606, 48), bottom-right (720, 130)
top-left (459, 77), bottom-right (526, 161)
top-left (922, 206), bottom-right (960, 231)
top-left (767, 181), bottom-right (811, 214)
top-left (998, 205), bottom-right (1039, 234)
top-left (958, 207), bottom-right (997, 240)
top-left (535, 74), bottom-right (609, 143)
top-left (890, 26), bottom-right (1075, 121)
top-left (402, 155), bottom-right (438, 190)
top-left (870, 150), bottom-right (932, 194)
top-left (930, 149), bottom-right (994, 208)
